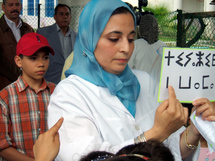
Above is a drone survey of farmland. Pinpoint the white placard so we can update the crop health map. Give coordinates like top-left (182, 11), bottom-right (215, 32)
top-left (158, 47), bottom-right (215, 103)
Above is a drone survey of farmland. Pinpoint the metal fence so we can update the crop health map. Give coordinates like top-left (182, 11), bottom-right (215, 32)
top-left (155, 10), bottom-right (215, 49)
top-left (0, 5), bottom-right (214, 49)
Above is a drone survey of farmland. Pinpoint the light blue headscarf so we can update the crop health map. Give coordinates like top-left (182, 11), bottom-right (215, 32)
top-left (65, 0), bottom-right (140, 117)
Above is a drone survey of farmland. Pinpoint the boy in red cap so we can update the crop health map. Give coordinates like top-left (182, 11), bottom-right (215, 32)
top-left (0, 33), bottom-right (55, 161)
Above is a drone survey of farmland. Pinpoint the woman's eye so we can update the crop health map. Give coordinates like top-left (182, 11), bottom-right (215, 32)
top-left (109, 38), bottom-right (118, 42)
top-left (128, 39), bottom-right (134, 43)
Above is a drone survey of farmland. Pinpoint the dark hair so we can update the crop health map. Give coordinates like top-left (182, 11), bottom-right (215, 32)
top-left (80, 140), bottom-right (174, 161)
top-left (116, 140), bottom-right (174, 161)
top-left (80, 151), bottom-right (113, 161)
top-left (3, 0), bottom-right (21, 5)
top-left (3, 0), bottom-right (6, 5)
top-left (111, 6), bottom-right (133, 16)
top-left (19, 54), bottom-right (23, 59)
top-left (54, 3), bottom-right (71, 15)
top-left (111, 7), bottom-right (135, 27)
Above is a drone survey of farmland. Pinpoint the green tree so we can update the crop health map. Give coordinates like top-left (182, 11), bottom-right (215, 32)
top-left (142, 5), bottom-right (178, 43)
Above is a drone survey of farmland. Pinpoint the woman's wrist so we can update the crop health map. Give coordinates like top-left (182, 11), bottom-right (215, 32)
top-left (185, 127), bottom-right (199, 149)
top-left (134, 132), bottom-right (147, 144)
top-left (144, 128), bottom-right (168, 142)
top-left (181, 125), bottom-right (201, 153)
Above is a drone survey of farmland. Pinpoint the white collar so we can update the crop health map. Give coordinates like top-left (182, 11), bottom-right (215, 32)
top-left (4, 14), bottom-right (22, 28)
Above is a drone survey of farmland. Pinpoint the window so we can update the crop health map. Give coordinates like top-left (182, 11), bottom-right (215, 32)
top-left (45, 0), bottom-right (54, 17)
top-left (20, 0), bottom-right (23, 15)
top-left (35, 0), bottom-right (39, 16)
top-left (28, 0), bottom-right (34, 16)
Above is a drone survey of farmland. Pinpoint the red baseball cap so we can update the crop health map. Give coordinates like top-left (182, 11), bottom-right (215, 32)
top-left (16, 32), bottom-right (54, 56)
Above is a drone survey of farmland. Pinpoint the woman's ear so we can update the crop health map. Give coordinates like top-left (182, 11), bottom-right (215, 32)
top-left (14, 55), bottom-right (22, 68)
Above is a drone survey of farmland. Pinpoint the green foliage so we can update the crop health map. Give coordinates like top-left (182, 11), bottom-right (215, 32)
top-left (142, 5), bottom-right (178, 46)
top-left (142, 5), bottom-right (169, 15)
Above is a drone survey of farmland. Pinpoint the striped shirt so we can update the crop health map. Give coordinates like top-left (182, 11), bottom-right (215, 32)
top-left (0, 76), bottom-right (55, 160)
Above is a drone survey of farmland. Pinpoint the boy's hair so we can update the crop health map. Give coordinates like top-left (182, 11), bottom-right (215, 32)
top-left (19, 54), bottom-right (23, 59)
top-left (16, 33), bottom-right (54, 57)
top-left (54, 4), bottom-right (71, 15)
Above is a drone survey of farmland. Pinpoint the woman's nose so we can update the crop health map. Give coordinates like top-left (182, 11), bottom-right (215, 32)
top-left (120, 39), bottom-right (130, 54)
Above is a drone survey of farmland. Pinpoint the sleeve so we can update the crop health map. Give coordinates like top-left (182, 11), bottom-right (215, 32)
top-left (164, 127), bottom-right (200, 161)
top-left (36, 28), bottom-right (42, 34)
top-left (0, 90), bottom-right (14, 150)
top-left (0, 43), bottom-right (20, 82)
top-left (36, 27), bottom-right (46, 35)
top-left (48, 81), bottom-right (134, 161)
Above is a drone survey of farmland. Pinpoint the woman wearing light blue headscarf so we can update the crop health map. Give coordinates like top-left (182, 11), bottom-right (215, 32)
top-left (47, 0), bottom-right (203, 160)
top-left (65, 0), bottom-right (140, 117)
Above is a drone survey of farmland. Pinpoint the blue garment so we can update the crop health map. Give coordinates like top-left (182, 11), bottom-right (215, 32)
top-left (65, 0), bottom-right (140, 117)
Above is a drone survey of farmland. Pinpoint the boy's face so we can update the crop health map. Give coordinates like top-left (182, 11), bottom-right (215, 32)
top-left (15, 49), bottom-right (50, 82)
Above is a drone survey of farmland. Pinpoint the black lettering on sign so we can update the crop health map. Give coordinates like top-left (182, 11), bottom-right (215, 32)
top-left (179, 76), bottom-right (191, 89)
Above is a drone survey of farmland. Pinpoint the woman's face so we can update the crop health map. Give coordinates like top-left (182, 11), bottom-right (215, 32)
top-left (94, 12), bottom-right (135, 75)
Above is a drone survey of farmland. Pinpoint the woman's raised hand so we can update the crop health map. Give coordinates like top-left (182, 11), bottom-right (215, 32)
top-left (147, 86), bottom-right (188, 141)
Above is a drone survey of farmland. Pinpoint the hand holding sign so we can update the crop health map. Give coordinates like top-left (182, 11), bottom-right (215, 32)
top-left (193, 98), bottom-right (215, 121)
top-left (151, 86), bottom-right (188, 141)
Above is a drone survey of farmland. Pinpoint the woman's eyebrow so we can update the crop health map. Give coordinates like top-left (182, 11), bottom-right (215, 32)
top-left (108, 30), bottom-right (136, 35)
top-left (130, 30), bottom-right (136, 35)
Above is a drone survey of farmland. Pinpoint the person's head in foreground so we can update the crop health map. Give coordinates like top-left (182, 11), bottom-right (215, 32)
top-left (80, 139), bottom-right (174, 161)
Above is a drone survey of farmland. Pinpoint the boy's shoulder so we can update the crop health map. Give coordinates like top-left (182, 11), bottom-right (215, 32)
top-left (45, 81), bottom-right (56, 94)
top-left (0, 76), bottom-right (27, 97)
top-left (0, 80), bottom-right (18, 102)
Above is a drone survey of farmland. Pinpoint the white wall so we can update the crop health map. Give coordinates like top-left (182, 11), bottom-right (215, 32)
top-left (204, 0), bottom-right (215, 11)
top-left (182, 0), bottom-right (204, 12)
top-left (122, 0), bottom-right (138, 7)
top-left (124, 0), bottom-right (214, 12)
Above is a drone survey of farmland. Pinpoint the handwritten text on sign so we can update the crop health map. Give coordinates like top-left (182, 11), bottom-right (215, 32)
top-left (158, 47), bottom-right (215, 103)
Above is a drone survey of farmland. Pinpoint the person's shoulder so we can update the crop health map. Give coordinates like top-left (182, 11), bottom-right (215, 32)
top-left (37, 24), bottom-right (55, 33)
top-left (134, 38), bottom-right (149, 44)
top-left (132, 69), bottom-right (150, 83)
top-left (131, 69), bottom-right (148, 75)
top-left (47, 82), bottom-right (56, 89)
top-left (38, 25), bottom-right (53, 30)
top-left (58, 75), bottom-right (93, 91)
top-left (0, 81), bottom-right (18, 102)
top-left (0, 15), bottom-right (4, 22)
top-left (0, 15), bottom-right (8, 30)
top-left (132, 69), bottom-right (148, 76)
top-left (22, 21), bottom-right (34, 31)
top-left (69, 28), bottom-right (77, 36)
top-left (42, 80), bottom-right (55, 94)
top-left (156, 40), bottom-right (167, 46)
